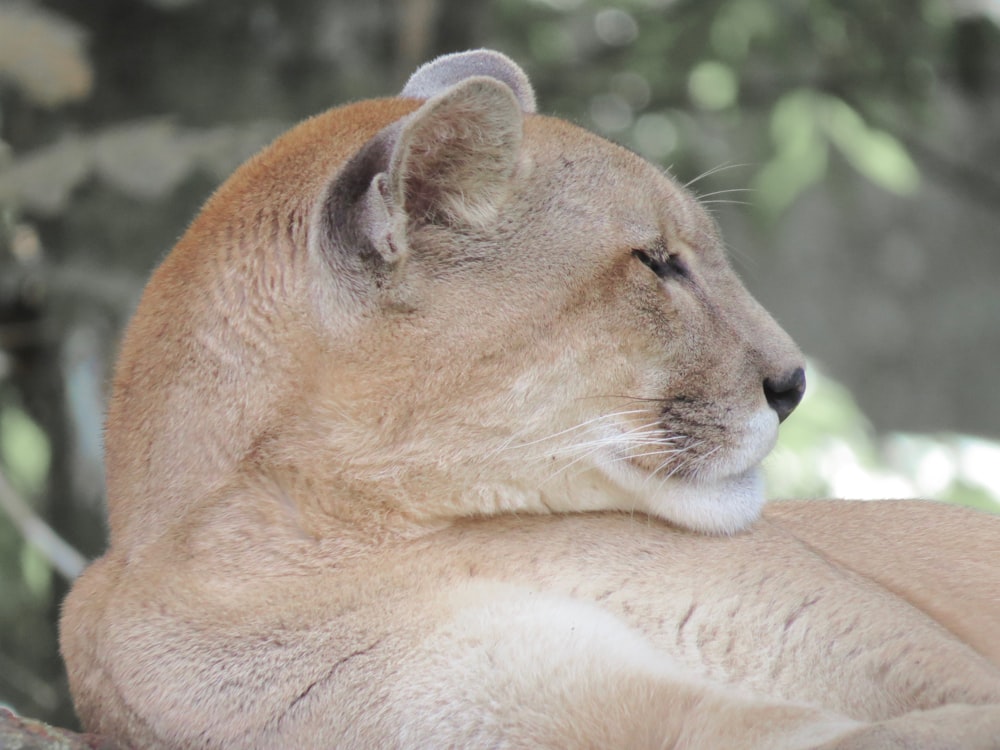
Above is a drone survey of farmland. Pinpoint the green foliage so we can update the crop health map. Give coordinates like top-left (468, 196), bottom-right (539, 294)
top-left (1, 0), bottom-right (998, 727)
top-left (0, 410), bottom-right (59, 718)
top-left (822, 97), bottom-right (920, 195)
top-left (496, 0), bottom-right (969, 216)
top-left (751, 90), bottom-right (920, 215)
top-left (1, 408), bottom-right (55, 601)
top-left (687, 60), bottom-right (738, 111)
top-left (0, 5), bottom-right (92, 108)
top-left (768, 363), bottom-right (1000, 513)
top-left (753, 90), bottom-right (830, 216)
top-left (1, 408), bottom-right (50, 496)
top-left (710, 0), bottom-right (777, 61)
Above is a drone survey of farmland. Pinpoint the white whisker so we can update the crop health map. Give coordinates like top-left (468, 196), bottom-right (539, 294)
top-left (683, 162), bottom-right (751, 190)
top-left (699, 199), bottom-right (751, 207)
top-left (541, 426), bottom-right (667, 458)
top-left (493, 409), bottom-right (651, 454)
top-left (493, 402), bottom-right (733, 505)
top-left (695, 187), bottom-right (755, 201)
top-left (537, 421), bottom-right (677, 487)
top-left (644, 439), bottom-right (707, 496)
top-left (685, 445), bottom-right (724, 482)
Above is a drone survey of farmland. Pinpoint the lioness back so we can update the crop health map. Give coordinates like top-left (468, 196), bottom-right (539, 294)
top-left (60, 50), bottom-right (1000, 749)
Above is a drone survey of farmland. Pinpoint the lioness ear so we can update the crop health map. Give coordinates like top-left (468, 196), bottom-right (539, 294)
top-left (319, 71), bottom-right (524, 283)
top-left (386, 76), bottom-right (524, 229)
top-left (401, 49), bottom-right (536, 114)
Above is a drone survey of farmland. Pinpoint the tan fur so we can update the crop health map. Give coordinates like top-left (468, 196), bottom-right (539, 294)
top-left (60, 51), bottom-right (1000, 748)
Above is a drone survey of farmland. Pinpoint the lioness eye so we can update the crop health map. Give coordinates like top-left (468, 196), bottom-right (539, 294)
top-left (631, 248), bottom-right (688, 280)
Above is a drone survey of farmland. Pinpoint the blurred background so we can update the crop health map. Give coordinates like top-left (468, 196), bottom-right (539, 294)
top-left (1, 0), bottom-right (998, 729)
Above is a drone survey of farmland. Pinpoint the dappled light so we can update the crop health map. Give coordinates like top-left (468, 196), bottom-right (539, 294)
top-left (768, 363), bottom-right (1000, 513)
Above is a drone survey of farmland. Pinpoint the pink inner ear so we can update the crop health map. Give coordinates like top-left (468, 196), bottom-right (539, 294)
top-left (391, 79), bottom-right (523, 228)
top-left (398, 144), bottom-right (444, 223)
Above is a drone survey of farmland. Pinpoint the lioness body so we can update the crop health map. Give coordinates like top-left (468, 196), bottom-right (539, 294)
top-left (61, 51), bottom-right (1000, 748)
top-left (66, 501), bottom-right (1000, 747)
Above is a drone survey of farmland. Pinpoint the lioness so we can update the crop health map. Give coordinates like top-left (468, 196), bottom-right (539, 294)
top-left (60, 50), bottom-right (1000, 748)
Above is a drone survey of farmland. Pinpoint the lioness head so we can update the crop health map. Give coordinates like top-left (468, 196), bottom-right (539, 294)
top-left (104, 50), bottom-right (804, 547)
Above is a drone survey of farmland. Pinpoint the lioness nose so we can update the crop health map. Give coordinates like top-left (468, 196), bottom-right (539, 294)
top-left (763, 367), bottom-right (806, 423)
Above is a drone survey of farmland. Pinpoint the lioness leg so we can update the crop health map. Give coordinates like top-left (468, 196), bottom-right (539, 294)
top-left (347, 592), bottom-right (863, 749)
top-left (377, 593), bottom-right (1000, 749)
top-left (815, 704), bottom-right (1000, 750)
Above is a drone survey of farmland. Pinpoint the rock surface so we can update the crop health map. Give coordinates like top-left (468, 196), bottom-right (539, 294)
top-left (0, 708), bottom-right (123, 750)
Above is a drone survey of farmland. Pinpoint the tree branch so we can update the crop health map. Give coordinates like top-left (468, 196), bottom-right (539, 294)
top-left (0, 467), bottom-right (86, 581)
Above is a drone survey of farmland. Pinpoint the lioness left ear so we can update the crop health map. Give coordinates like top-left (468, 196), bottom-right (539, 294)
top-left (385, 76), bottom-right (524, 230)
top-left (319, 76), bottom-right (523, 289)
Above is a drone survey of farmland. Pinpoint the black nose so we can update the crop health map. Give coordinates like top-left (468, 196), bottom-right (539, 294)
top-left (763, 367), bottom-right (806, 423)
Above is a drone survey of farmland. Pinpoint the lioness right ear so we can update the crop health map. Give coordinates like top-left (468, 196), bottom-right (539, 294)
top-left (401, 49), bottom-right (536, 114)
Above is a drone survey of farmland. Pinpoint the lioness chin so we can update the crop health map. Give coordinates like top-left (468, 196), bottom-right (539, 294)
top-left (60, 50), bottom-right (1000, 749)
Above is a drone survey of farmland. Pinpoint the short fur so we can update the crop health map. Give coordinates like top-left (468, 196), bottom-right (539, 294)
top-left (61, 51), bottom-right (1000, 748)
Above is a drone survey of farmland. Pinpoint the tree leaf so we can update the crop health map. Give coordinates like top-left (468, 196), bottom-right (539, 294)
top-left (94, 120), bottom-right (196, 200)
top-left (0, 120), bottom-right (285, 214)
top-left (822, 97), bottom-right (921, 195)
top-left (0, 135), bottom-right (92, 215)
top-left (0, 6), bottom-right (92, 107)
top-left (752, 89), bottom-right (829, 215)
